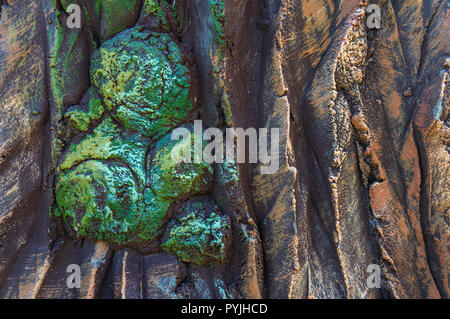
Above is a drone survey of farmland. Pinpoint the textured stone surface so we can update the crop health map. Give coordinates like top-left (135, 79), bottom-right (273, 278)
top-left (53, 120), bottom-right (217, 254)
top-left (90, 28), bottom-right (194, 139)
top-left (0, 0), bottom-right (448, 299)
top-left (60, 0), bottom-right (143, 42)
top-left (161, 198), bottom-right (231, 265)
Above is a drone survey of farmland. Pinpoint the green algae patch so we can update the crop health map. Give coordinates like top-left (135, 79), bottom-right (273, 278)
top-left (217, 160), bottom-right (240, 184)
top-left (161, 199), bottom-right (231, 265)
top-left (138, 190), bottom-right (172, 243)
top-left (207, 0), bottom-right (234, 127)
top-left (143, 0), bottom-right (163, 15)
top-left (150, 128), bottom-right (214, 202)
top-left (90, 28), bottom-right (193, 140)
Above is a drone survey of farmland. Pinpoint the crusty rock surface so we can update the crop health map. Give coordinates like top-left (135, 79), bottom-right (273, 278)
top-left (0, 0), bottom-right (448, 299)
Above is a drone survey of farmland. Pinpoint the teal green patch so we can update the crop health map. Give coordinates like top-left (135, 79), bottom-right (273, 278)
top-left (207, 0), bottom-right (233, 127)
top-left (217, 160), bottom-right (240, 184)
top-left (54, 117), bottom-right (166, 246)
top-left (46, 2), bottom-right (90, 169)
top-left (161, 199), bottom-right (231, 265)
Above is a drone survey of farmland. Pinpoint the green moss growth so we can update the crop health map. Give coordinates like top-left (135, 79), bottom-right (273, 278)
top-left (206, 0), bottom-right (234, 127)
top-left (90, 28), bottom-right (193, 139)
top-left (65, 89), bottom-right (104, 132)
top-left (150, 128), bottom-right (214, 201)
top-left (221, 91), bottom-right (233, 128)
top-left (53, 7), bottom-right (231, 262)
top-left (161, 199), bottom-right (231, 265)
top-left (140, 0), bottom-right (184, 33)
top-left (54, 117), bottom-right (168, 246)
top-left (55, 160), bottom-right (144, 245)
top-left (59, 117), bottom-right (148, 185)
top-left (142, 0), bottom-right (170, 31)
top-left (100, 0), bottom-right (142, 41)
top-left (54, 123), bottom-right (215, 250)
top-left (46, 1), bottom-right (91, 171)
top-left (55, 157), bottom-right (173, 247)
top-left (143, 0), bottom-right (162, 14)
top-left (209, 0), bottom-right (226, 49)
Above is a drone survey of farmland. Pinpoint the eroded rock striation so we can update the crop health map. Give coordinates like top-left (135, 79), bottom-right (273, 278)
top-left (0, 0), bottom-right (448, 299)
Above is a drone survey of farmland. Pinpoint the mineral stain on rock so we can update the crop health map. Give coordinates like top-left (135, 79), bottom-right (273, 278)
top-left (51, 0), bottom-right (229, 262)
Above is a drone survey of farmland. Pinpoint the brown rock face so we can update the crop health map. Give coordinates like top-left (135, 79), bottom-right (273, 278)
top-left (0, 0), bottom-right (448, 299)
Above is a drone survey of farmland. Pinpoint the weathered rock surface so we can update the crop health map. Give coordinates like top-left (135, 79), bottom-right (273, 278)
top-left (0, 0), bottom-right (448, 299)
